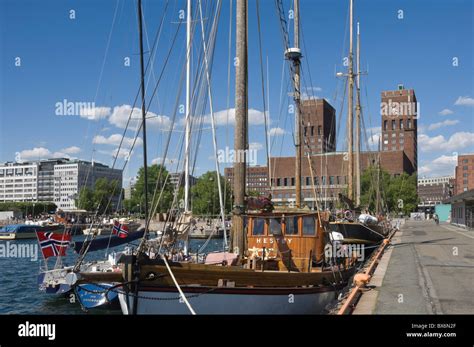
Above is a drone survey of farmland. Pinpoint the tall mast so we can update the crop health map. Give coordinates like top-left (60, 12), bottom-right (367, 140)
top-left (231, 0), bottom-right (247, 256)
top-left (347, 0), bottom-right (354, 201)
top-left (138, 0), bottom-right (149, 234)
top-left (293, 0), bottom-right (302, 208)
top-left (355, 21), bottom-right (361, 206)
top-left (184, 0), bottom-right (192, 213)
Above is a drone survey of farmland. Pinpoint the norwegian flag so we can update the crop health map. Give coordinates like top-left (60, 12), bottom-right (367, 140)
top-left (113, 221), bottom-right (129, 239)
top-left (37, 232), bottom-right (71, 259)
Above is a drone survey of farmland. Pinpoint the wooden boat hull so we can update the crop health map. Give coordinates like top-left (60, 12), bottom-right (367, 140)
top-left (118, 285), bottom-right (341, 314)
top-left (114, 257), bottom-right (353, 314)
top-left (329, 221), bottom-right (385, 244)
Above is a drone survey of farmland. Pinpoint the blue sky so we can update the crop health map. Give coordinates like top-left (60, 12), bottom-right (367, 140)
top-left (1, 0), bottom-right (473, 186)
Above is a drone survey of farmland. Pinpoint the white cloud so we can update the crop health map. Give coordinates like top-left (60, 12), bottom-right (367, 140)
top-left (19, 147), bottom-right (52, 160)
top-left (79, 106), bottom-right (111, 120)
top-left (301, 87), bottom-right (323, 100)
top-left (419, 154), bottom-right (457, 176)
top-left (98, 148), bottom-right (132, 160)
top-left (60, 146), bottom-right (81, 154)
top-left (93, 134), bottom-right (142, 148)
top-left (151, 157), bottom-right (178, 166)
top-left (427, 119), bottom-right (459, 131)
top-left (19, 146), bottom-right (80, 160)
top-left (200, 108), bottom-right (267, 126)
top-left (419, 132), bottom-right (474, 152)
top-left (269, 127), bottom-right (286, 136)
top-left (108, 104), bottom-right (172, 130)
top-left (438, 108), bottom-right (453, 116)
top-left (454, 96), bottom-right (474, 106)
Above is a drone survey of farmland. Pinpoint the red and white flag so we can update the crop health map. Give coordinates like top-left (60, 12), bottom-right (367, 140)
top-left (112, 221), bottom-right (129, 239)
top-left (37, 232), bottom-right (71, 259)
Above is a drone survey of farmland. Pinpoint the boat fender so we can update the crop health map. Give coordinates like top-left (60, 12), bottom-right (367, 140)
top-left (329, 231), bottom-right (344, 241)
top-left (353, 273), bottom-right (371, 287)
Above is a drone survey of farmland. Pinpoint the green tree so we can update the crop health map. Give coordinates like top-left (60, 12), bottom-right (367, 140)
top-left (191, 171), bottom-right (231, 215)
top-left (132, 164), bottom-right (173, 214)
top-left (360, 166), bottom-right (418, 216)
top-left (75, 178), bottom-right (120, 213)
top-left (76, 187), bottom-right (95, 211)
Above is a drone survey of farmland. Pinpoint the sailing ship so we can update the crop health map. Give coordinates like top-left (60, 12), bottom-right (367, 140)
top-left (329, 0), bottom-right (391, 245)
top-left (71, 0), bottom-right (358, 315)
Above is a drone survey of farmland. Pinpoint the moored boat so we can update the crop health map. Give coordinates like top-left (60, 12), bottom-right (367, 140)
top-left (0, 223), bottom-right (64, 240)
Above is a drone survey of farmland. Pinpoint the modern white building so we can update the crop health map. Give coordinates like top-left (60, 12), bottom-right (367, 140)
top-left (0, 159), bottom-right (122, 211)
top-left (53, 160), bottom-right (122, 210)
top-left (0, 162), bottom-right (39, 201)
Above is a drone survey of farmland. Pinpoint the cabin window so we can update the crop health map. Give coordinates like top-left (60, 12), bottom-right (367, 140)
top-left (269, 218), bottom-right (282, 235)
top-left (302, 216), bottom-right (316, 235)
top-left (285, 217), bottom-right (298, 235)
top-left (252, 218), bottom-right (265, 235)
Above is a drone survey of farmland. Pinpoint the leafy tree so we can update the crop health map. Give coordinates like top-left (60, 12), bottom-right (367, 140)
top-left (131, 164), bottom-right (173, 214)
top-left (76, 187), bottom-right (95, 211)
top-left (360, 166), bottom-right (418, 216)
top-left (191, 171), bottom-right (231, 215)
top-left (0, 202), bottom-right (57, 216)
top-left (75, 178), bottom-right (120, 213)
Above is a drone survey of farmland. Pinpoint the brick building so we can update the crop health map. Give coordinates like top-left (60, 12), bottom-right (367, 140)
top-left (225, 86), bottom-right (418, 208)
top-left (301, 99), bottom-right (336, 154)
top-left (417, 176), bottom-right (454, 209)
top-left (380, 86), bottom-right (418, 174)
top-left (455, 154), bottom-right (474, 195)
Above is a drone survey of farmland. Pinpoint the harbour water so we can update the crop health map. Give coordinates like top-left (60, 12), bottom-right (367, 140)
top-left (0, 236), bottom-right (223, 314)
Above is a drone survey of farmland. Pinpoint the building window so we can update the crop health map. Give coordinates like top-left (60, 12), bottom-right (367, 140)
top-left (407, 119), bottom-right (412, 128)
top-left (305, 176), bottom-right (311, 186)
top-left (463, 166), bottom-right (468, 170)
top-left (304, 127), bottom-right (307, 136)
top-left (329, 176), bottom-right (335, 185)
top-left (314, 176), bottom-right (319, 185)
top-left (392, 120), bottom-right (396, 130)
top-left (291, 177), bottom-right (295, 186)
top-left (321, 176), bottom-right (326, 185)
top-left (462, 159), bottom-right (468, 164)
top-left (400, 119), bottom-right (404, 129)
top-left (318, 126), bottom-right (322, 135)
top-left (311, 126), bottom-right (314, 136)
top-left (384, 120), bottom-right (387, 131)
top-left (283, 178), bottom-right (288, 186)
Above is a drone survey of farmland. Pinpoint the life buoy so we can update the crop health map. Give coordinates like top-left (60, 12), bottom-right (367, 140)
top-left (344, 210), bottom-right (353, 220)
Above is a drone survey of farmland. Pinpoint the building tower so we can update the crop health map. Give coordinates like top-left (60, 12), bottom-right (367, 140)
top-left (301, 98), bottom-right (336, 155)
top-left (381, 85), bottom-right (418, 174)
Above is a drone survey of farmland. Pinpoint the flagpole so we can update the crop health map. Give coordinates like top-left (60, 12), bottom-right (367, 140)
top-left (35, 230), bottom-right (48, 272)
